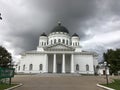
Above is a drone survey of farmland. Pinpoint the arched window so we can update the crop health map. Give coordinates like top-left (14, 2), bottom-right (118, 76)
top-left (54, 39), bottom-right (56, 44)
top-left (23, 65), bottom-right (25, 71)
top-left (51, 40), bottom-right (52, 44)
top-left (58, 39), bottom-right (61, 42)
top-left (18, 66), bottom-right (20, 71)
top-left (75, 42), bottom-right (77, 46)
top-left (63, 39), bottom-right (65, 44)
top-left (29, 64), bottom-right (33, 71)
top-left (73, 43), bottom-right (74, 46)
top-left (76, 64), bottom-right (79, 71)
top-left (66, 40), bottom-right (68, 45)
top-left (86, 64), bottom-right (89, 71)
top-left (39, 64), bottom-right (43, 70)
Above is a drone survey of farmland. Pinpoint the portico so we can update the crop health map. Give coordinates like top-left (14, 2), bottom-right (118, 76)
top-left (47, 54), bottom-right (74, 73)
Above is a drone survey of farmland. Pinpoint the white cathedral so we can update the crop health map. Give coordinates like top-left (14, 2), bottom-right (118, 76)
top-left (17, 22), bottom-right (98, 74)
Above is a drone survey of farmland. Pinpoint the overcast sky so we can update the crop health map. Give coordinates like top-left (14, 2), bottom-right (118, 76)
top-left (0, 0), bottom-right (120, 62)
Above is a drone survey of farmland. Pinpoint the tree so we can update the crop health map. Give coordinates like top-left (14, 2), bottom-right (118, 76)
top-left (103, 49), bottom-right (120, 74)
top-left (0, 46), bottom-right (12, 67)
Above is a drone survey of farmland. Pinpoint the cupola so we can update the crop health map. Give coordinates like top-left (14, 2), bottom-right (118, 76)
top-left (51, 22), bottom-right (69, 34)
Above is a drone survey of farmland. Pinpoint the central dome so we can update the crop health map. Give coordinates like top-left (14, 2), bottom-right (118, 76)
top-left (51, 22), bottom-right (69, 33)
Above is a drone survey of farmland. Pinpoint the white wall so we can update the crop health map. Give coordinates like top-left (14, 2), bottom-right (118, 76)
top-left (17, 53), bottom-right (96, 74)
top-left (74, 54), bottom-right (94, 74)
top-left (17, 54), bottom-right (47, 73)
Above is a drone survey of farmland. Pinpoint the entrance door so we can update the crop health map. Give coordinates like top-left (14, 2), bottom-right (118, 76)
top-left (57, 64), bottom-right (62, 73)
top-left (103, 70), bottom-right (106, 75)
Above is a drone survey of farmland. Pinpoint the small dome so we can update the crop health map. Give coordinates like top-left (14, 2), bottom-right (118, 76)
top-left (40, 32), bottom-right (47, 36)
top-left (51, 22), bottom-right (69, 33)
top-left (72, 33), bottom-right (79, 37)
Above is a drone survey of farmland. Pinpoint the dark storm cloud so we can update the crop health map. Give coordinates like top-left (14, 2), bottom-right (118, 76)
top-left (3, 0), bottom-right (98, 52)
top-left (23, 0), bottom-right (98, 33)
top-left (109, 1), bottom-right (120, 15)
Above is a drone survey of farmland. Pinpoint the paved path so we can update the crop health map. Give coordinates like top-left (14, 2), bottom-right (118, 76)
top-left (12, 75), bottom-right (106, 90)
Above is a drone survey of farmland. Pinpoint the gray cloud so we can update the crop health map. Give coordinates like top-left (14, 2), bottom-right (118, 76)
top-left (0, 0), bottom-right (120, 61)
top-left (1, 0), bottom-right (97, 49)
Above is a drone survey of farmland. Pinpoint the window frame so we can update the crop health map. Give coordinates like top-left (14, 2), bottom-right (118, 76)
top-left (76, 64), bottom-right (79, 71)
top-left (39, 64), bottom-right (43, 70)
top-left (29, 64), bottom-right (33, 71)
top-left (86, 64), bottom-right (89, 71)
top-left (23, 65), bottom-right (25, 71)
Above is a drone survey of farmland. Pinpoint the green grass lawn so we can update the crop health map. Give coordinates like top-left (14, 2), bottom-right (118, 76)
top-left (0, 83), bottom-right (17, 90)
top-left (102, 79), bottom-right (120, 90)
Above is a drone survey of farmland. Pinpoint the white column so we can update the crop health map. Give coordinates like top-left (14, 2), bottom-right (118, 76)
top-left (71, 54), bottom-right (74, 73)
top-left (45, 54), bottom-right (48, 73)
top-left (62, 54), bottom-right (65, 73)
top-left (53, 54), bottom-right (56, 73)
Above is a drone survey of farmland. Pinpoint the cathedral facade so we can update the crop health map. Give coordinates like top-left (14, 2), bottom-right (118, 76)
top-left (17, 22), bottom-right (98, 74)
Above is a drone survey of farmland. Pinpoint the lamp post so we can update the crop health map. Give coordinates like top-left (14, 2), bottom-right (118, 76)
top-left (104, 61), bottom-right (110, 85)
top-left (104, 62), bottom-right (108, 85)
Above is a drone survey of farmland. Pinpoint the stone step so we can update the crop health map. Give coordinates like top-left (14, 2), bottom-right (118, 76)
top-left (36, 73), bottom-right (81, 77)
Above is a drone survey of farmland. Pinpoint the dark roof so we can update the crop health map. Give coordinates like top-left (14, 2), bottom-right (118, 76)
top-left (51, 22), bottom-right (69, 33)
top-left (40, 32), bottom-right (47, 36)
top-left (72, 33), bottom-right (79, 37)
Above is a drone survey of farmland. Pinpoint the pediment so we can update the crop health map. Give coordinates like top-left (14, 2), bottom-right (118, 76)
top-left (44, 44), bottom-right (75, 51)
